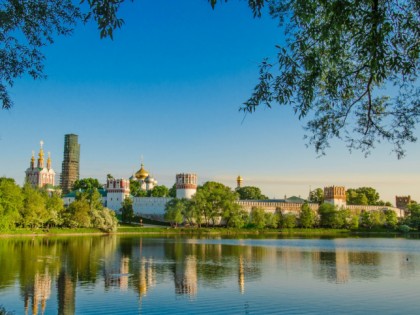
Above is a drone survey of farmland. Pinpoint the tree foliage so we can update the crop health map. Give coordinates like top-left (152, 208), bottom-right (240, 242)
top-left (406, 203), bottom-right (420, 230)
top-left (72, 178), bottom-right (102, 191)
top-left (308, 188), bottom-right (324, 205)
top-left (120, 197), bottom-right (134, 223)
top-left (241, 0), bottom-right (420, 157)
top-left (249, 207), bottom-right (266, 229)
top-left (279, 212), bottom-right (297, 229)
top-left (192, 181), bottom-right (239, 226)
top-left (147, 185), bottom-right (169, 197)
top-left (0, 177), bottom-right (23, 230)
top-left (164, 198), bottom-right (185, 227)
top-left (236, 186), bottom-right (268, 200)
top-left (3, 0), bottom-right (419, 157)
top-left (129, 180), bottom-right (147, 197)
top-left (317, 203), bottom-right (337, 228)
top-left (0, 0), bottom-right (134, 109)
top-left (299, 203), bottom-right (315, 228)
top-left (346, 187), bottom-right (382, 205)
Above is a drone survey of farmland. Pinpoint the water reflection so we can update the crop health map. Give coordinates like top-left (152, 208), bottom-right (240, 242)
top-left (0, 237), bottom-right (420, 314)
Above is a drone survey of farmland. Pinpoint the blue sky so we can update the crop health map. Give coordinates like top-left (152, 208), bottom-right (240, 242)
top-left (1, 0), bottom-right (419, 204)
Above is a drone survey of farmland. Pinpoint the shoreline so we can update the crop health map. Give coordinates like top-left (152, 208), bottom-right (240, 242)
top-left (0, 227), bottom-right (417, 238)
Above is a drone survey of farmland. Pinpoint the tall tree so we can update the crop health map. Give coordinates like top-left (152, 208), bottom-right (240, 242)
top-left (279, 212), bottom-right (297, 229)
top-left (164, 198), bottom-right (185, 227)
top-left (45, 192), bottom-right (64, 227)
top-left (347, 187), bottom-right (380, 205)
top-left (193, 181), bottom-right (239, 226)
top-left (21, 184), bottom-right (49, 229)
top-left (299, 203), bottom-right (315, 228)
top-left (317, 203), bottom-right (337, 228)
top-left (147, 185), bottom-right (169, 197)
top-left (129, 180), bottom-right (147, 197)
top-left (249, 207), bottom-right (266, 229)
top-left (308, 188), bottom-right (324, 205)
top-left (168, 183), bottom-right (177, 198)
top-left (120, 197), bottom-right (134, 223)
top-left (3, 0), bottom-right (419, 157)
top-left (72, 178), bottom-right (102, 191)
top-left (241, 0), bottom-right (420, 157)
top-left (0, 177), bottom-right (23, 230)
top-left (236, 186), bottom-right (268, 200)
top-left (407, 203), bottom-right (420, 230)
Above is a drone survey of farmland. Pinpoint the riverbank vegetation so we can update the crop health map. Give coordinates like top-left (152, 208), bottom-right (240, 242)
top-left (0, 177), bottom-right (117, 233)
top-left (2, 177), bottom-right (420, 236)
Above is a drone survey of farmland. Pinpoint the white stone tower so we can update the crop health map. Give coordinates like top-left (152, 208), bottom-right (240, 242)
top-left (106, 178), bottom-right (130, 211)
top-left (176, 173), bottom-right (197, 199)
top-left (324, 186), bottom-right (346, 208)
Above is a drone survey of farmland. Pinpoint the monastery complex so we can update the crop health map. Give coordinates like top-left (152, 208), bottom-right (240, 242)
top-left (25, 137), bottom-right (407, 222)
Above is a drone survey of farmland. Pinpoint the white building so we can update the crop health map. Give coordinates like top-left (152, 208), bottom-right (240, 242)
top-left (106, 178), bottom-right (130, 211)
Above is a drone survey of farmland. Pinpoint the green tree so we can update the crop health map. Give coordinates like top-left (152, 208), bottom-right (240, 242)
top-left (148, 185), bottom-right (169, 197)
top-left (280, 213), bottom-right (297, 229)
top-left (249, 207), bottom-right (266, 229)
top-left (265, 212), bottom-right (279, 229)
top-left (164, 198), bottom-right (185, 227)
top-left (299, 203), bottom-right (315, 228)
top-left (335, 209), bottom-right (352, 229)
top-left (129, 180), bottom-right (147, 197)
top-left (72, 178), bottom-right (102, 191)
top-left (240, 0), bottom-right (420, 158)
top-left (308, 188), bottom-right (324, 205)
top-left (0, 177), bottom-right (23, 230)
top-left (120, 197), bottom-right (134, 223)
top-left (359, 211), bottom-right (373, 229)
top-left (317, 203), bottom-right (337, 228)
top-left (64, 200), bottom-right (91, 228)
top-left (384, 210), bottom-right (398, 229)
top-left (4, 0), bottom-right (419, 157)
top-left (236, 186), bottom-right (268, 200)
top-left (45, 192), bottom-right (64, 227)
top-left (20, 184), bottom-right (49, 229)
top-left (192, 181), bottom-right (238, 226)
top-left (90, 207), bottom-right (118, 232)
top-left (406, 203), bottom-right (420, 230)
top-left (347, 187), bottom-right (380, 205)
top-left (222, 203), bottom-right (248, 228)
top-left (168, 183), bottom-right (177, 198)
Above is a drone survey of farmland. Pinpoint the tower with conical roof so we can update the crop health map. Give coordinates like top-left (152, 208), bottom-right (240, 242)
top-left (25, 140), bottom-right (56, 189)
top-left (61, 134), bottom-right (80, 194)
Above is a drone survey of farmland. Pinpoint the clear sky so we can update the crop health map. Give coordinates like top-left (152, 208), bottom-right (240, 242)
top-left (1, 0), bottom-right (419, 204)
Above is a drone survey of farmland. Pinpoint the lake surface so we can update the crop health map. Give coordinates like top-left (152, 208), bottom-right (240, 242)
top-left (1, 235), bottom-right (420, 314)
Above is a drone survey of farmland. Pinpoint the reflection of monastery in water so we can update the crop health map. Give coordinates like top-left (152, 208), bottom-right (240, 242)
top-left (23, 271), bottom-right (52, 315)
top-left (8, 237), bottom-right (420, 314)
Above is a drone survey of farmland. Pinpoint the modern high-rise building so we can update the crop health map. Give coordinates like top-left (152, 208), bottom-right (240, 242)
top-left (61, 134), bottom-right (80, 194)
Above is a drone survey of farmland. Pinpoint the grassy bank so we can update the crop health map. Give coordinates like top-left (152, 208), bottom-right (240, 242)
top-left (2, 225), bottom-right (417, 238)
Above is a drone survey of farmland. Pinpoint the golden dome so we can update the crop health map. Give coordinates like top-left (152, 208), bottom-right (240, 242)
top-left (135, 163), bottom-right (149, 180)
top-left (237, 175), bottom-right (243, 181)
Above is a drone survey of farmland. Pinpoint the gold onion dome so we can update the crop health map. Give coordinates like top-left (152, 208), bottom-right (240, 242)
top-left (237, 175), bottom-right (243, 181)
top-left (135, 163), bottom-right (149, 180)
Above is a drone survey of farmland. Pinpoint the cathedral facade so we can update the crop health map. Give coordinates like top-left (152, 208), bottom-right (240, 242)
top-left (25, 141), bottom-right (56, 190)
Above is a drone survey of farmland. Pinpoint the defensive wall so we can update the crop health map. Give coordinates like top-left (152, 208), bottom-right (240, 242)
top-left (132, 199), bottom-right (404, 220)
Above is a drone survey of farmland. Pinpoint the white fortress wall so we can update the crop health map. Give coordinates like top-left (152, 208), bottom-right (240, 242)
top-left (133, 197), bottom-right (172, 220)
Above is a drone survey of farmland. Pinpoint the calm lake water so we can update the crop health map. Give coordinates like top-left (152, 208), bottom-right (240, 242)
top-left (0, 235), bottom-right (420, 314)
